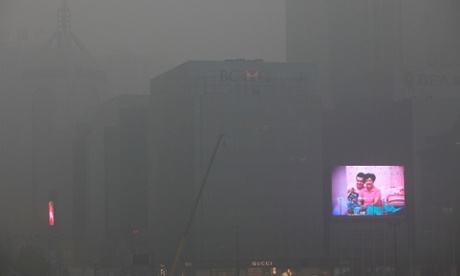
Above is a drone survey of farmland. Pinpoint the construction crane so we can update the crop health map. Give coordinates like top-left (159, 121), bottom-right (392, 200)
top-left (169, 133), bottom-right (226, 276)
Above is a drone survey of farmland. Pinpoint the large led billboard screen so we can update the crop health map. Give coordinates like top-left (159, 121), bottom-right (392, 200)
top-left (331, 166), bottom-right (405, 216)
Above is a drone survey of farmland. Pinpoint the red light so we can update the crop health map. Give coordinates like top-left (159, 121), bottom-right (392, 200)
top-left (48, 201), bottom-right (55, 226)
top-left (132, 229), bottom-right (140, 234)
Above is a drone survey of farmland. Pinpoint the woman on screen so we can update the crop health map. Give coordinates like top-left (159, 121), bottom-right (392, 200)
top-left (358, 173), bottom-right (382, 211)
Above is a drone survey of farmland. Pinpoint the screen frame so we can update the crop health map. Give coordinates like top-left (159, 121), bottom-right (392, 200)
top-left (330, 165), bottom-right (406, 218)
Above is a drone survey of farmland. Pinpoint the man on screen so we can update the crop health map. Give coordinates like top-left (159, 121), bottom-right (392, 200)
top-left (347, 172), bottom-right (365, 194)
top-left (346, 172), bottom-right (366, 214)
top-left (358, 173), bottom-right (382, 209)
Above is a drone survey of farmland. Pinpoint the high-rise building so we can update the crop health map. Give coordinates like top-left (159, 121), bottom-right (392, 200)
top-left (150, 60), bottom-right (324, 275)
top-left (0, 1), bottom-right (107, 272)
top-left (422, 1), bottom-right (460, 66)
top-left (286, 0), bottom-right (407, 108)
top-left (287, 2), bottom-right (460, 275)
top-left (287, 0), bottom-right (404, 80)
top-left (286, 0), bottom-right (460, 101)
top-left (19, 0), bottom-right (107, 243)
top-left (83, 95), bottom-right (151, 274)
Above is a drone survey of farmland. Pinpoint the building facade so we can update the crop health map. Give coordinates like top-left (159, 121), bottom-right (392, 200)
top-left (321, 65), bottom-right (460, 275)
top-left (287, 0), bottom-right (405, 80)
top-left (0, 2), bottom-right (108, 274)
top-left (150, 60), bottom-right (325, 275)
top-left (83, 95), bottom-right (151, 275)
top-left (287, 2), bottom-right (460, 274)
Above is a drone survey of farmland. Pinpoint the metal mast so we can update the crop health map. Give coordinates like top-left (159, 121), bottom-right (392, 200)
top-left (41, 0), bottom-right (91, 55)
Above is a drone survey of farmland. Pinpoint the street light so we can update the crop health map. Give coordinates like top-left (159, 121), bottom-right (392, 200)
top-left (388, 219), bottom-right (401, 276)
top-left (232, 225), bottom-right (240, 276)
top-left (442, 207), bottom-right (456, 276)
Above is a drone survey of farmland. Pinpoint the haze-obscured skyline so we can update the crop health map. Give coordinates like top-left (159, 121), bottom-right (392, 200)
top-left (1, 0), bottom-right (286, 66)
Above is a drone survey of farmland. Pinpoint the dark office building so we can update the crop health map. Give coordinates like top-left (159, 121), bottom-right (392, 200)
top-left (82, 95), bottom-right (151, 274)
top-left (321, 71), bottom-right (414, 276)
top-left (286, 2), bottom-right (460, 274)
top-left (150, 60), bottom-right (324, 275)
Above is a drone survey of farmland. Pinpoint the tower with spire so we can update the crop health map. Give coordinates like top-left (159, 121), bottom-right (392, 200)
top-left (16, 0), bottom-right (107, 270)
top-left (24, 0), bottom-right (106, 126)
top-left (44, 0), bottom-right (92, 57)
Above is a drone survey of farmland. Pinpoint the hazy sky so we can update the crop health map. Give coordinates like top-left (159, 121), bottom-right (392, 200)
top-left (1, 0), bottom-right (286, 65)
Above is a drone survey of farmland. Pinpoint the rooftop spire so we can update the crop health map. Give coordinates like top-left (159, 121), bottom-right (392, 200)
top-left (40, 0), bottom-right (90, 55)
top-left (56, 0), bottom-right (71, 48)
